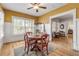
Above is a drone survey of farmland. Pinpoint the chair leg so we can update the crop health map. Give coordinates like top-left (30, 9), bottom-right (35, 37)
top-left (41, 48), bottom-right (44, 56)
top-left (46, 46), bottom-right (48, 55)
top-left (41, 51), bottom-right (43, 56)
top-left (35, 49), bottom-right (38, 56)
top-left (24, 43), bottom-right (26, 51)
top-left (27, 45), bottom-right (29, 54)
top-left (24, 47), bottom-right (26, 51)
top-left (31, 44), bottom-right (32, 50)
top-left (47, 48), bottom-right (48, 55)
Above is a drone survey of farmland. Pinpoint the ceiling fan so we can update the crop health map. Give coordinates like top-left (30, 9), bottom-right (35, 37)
top-left (27, 3), bottom-right (47, 12)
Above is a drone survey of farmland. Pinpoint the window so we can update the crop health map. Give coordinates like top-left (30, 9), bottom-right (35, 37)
top-left (37, 24), bottom-right (44, 32)
top-left (25, 19), bottom-right (34, 32)
top-left (12, 16), bottom-right (34, 34)
top-left (0, 12), bottom-right (4, 38)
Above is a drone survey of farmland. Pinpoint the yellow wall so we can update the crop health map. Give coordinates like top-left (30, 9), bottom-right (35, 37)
top-left (3, 9), bottom-right (38, 22)
top-left (0, 6), bottom-right (2, 11)
top-left (38, 3), bottom-right (79, 23)
top-left (0, 4), bottom-right (3, 12)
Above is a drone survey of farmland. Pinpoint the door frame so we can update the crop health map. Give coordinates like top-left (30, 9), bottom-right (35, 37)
top-left (49, 8), bottom-right (77, 50)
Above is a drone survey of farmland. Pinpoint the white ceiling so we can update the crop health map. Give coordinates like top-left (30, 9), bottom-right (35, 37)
top-left (1, 3), bottom-right (66, 16)
top-left (52, 13), bottom-right (73, 22)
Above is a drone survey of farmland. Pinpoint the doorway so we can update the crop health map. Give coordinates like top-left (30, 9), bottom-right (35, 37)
top-left (49, 9), bottom-right (76, 50)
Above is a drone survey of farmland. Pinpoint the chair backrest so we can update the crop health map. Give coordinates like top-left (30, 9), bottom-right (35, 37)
top-left (41, 34), bottom-right (49, 44)
top-left (42, 34), bottom-right (49, 39)
top-left (24, 32), bottom-right (29, 43)
top-left (27, 32), bottom-right (32, 36)
top-left (24, 32), bottom-right (33, 42)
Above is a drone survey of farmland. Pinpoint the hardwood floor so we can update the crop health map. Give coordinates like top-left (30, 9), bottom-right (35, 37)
top-left (0, 40), bottom-right (24, 56)
top-left (0, 34), bottom-right (79, 56)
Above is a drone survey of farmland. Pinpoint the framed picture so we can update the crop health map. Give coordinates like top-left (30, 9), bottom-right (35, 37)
top-left (60, 24), bottom-right (64, 29)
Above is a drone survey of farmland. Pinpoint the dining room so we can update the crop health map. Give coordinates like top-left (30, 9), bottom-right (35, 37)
top-left (0, 3), bottom-right (79, 56)
top-left (0, 3), bottom-right (64, 56)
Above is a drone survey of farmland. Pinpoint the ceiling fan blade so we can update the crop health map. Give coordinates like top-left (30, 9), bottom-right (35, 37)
top-left (30, 3), bottom-right (35, 6)
top-left (27, 7), bottom-right (33, 9)
top-left (36, 9), bottom-right (38, 12)
top-left (39, 6), bottom-right (47, 9)
top-left (31, 3), bottom-right (40, 6)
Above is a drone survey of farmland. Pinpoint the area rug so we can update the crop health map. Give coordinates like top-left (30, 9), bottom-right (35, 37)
top-left (14, 42), bottom-right (56, 56)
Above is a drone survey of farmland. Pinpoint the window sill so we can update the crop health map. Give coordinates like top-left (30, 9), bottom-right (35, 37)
top-left (13, 34), bottom-right (24, 36)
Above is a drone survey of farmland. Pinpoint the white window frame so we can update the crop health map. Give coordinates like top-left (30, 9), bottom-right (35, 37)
top-left (12, 16), bottom-right (35, 35)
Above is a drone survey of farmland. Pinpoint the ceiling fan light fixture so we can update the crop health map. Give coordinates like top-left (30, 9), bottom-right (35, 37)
top-left (33, 5), bottom-right (39, 9)
top-left (27, 3), bottom-right (47, 12)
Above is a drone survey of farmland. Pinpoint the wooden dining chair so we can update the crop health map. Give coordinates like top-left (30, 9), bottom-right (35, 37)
top-left (37, 34), bottom-right (49, 55)
top-left (27, 32), bottom-right (32, 36)
top-left (24, 32), bottom-right (35, 54)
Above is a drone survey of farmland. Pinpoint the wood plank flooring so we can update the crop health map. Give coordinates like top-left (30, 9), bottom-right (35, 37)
top-left (0, 34), bottom-right (79, 56)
